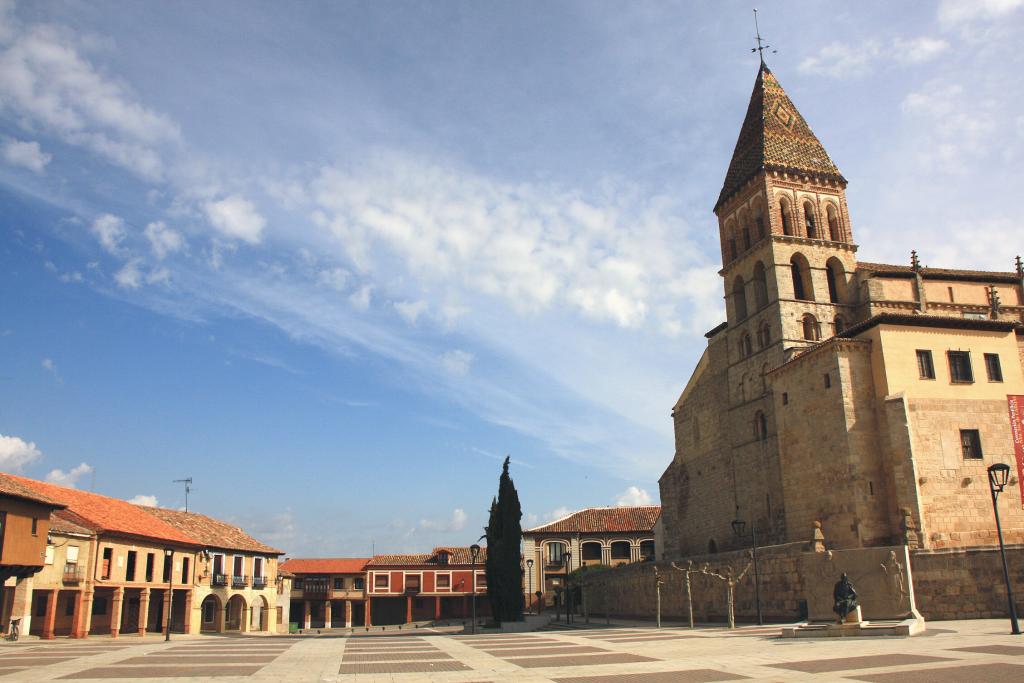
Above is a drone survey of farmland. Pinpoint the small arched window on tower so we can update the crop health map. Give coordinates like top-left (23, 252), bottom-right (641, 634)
top-left (825, 257), bottom-right (846, 304)
top-left (740, 333), bottom-right (753, 358)
top-left (732, 276), bottom-right (748, 320)
top-left (742, 222), bottom-right (752, 251)
top-left (779, 197), bottom-right (793, 236)
top-left (727, 225), bottom-right (738, 262)
top-left (802, 313), bottom-right (820, 341)
top-left (755, 213), bottom-right (766, 240)
top-left (790, 253), bottom-right (814, 301)
top-left (827, 204), bottom-right (842, 241)
top-left (754, 410), bottom-right (768, 442)
top-left (834, 315), bottom-right (846, 335)
top-left (757, 322), bottom-right (770, 349)
top-left (761, 362), bottom-right (770, 393)
top-left (804, 202), bottom-right (817, 239)
top-left (752, 261), bottom-right (768, 309)
top-left (707, 539), bottom-right (718, 555)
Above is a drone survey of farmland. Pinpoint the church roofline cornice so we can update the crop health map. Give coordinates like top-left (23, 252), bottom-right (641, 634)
top-left (714, 166), bottom-right (848, 213)
top-left (838, 312), bottom-right (1022, 339)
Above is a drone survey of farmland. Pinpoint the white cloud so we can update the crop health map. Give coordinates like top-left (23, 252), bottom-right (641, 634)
top-left (90, 213), bottom-right (125, 255)
top-left (440, 349), bottom-right (474, 376)
top-left (420, 508), bottom-right (468, 532)
top-left (2, 138), bottom-right (51, 173)
top-left (900, 81), bottom-right (997, 169)
top-left (317, 267), bottom-right (350, 291)
top-left (44, 462), bottom-right (93, 488)
top-left (615, 486), bottom-right (653, 507)
top-left (144, 221), bottom-right (184, 260)
top-left (800, 37), bottom-right (948, 78)
top-left (939, 0), bottom-right (1024, 25)
top-left (127, 494), bottom-right (158, 507)
top-left (41, 357), bottom-right (61, 382)
top-left (349, 284), bottom-right (373, 311)
top-left (114, 259), bottom-right (143, 289)
top-left (0, 433), bottom-right (43, 470)
top-left (0, 24), bottom-right (179, 179)
top-left (394, 299), bottom-right (428, 325)
top-left (204, 196), bottom-right (266, 244)
top-left (546, 506), bottom-right (572, 522)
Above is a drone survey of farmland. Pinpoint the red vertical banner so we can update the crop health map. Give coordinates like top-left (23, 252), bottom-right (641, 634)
top-left (1009, 395), bottom-right (1024, 507)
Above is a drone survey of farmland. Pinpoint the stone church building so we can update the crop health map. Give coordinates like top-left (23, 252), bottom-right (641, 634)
top-left (658, 62), bottom-right (1024, 561)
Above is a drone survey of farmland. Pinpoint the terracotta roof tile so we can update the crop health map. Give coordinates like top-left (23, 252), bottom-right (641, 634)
top-left (5, 474), bottom-right (199, 546)
top-left (49, 509), bottom-right (95, 536)
top-left (526, 506), bottom-right (661, 534)
top-left (716, 64), bottom-right (844, 210)
top-left (143, 507), bottom-right (283, 555)
top-left (0, 472), bottom-right (65, 508)
top-left (278, 558), bottom-right (369, 574)
top-left (366, 546), bottom-right (487, 567)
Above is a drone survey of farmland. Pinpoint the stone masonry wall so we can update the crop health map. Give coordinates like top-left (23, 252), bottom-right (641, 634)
top-left (581, 543), bottom-right (1024, 623)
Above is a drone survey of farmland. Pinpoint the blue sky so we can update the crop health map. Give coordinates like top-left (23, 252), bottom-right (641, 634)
top-left (1, 1), bottom-right (1022, 556)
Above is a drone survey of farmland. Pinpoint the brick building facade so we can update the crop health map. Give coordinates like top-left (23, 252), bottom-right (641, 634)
top-left (658, 62), bottom-right (1024, 561)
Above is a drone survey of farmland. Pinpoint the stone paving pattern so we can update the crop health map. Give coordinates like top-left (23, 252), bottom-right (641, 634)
top-left (0, 619), bottom-right (1023, 681)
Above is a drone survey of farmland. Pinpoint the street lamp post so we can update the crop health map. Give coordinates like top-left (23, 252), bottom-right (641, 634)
top-left (731, 518), bottom-right (763, 626)
top-left (564, 551), bottom-right (572, 624)
top-left (526, 558), bottom-right (534, 614)
top-left (163, 548), bottom-right (173, 641)
top-left (470, 544), bottom-right (480, 635)
top-left (987, 463), bottom-right (1021, 635)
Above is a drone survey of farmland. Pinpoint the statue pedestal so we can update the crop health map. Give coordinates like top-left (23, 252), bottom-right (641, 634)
top-left (781, 609), bottom-right (925, 638)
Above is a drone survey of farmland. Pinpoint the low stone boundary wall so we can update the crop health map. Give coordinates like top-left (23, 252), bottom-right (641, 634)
top-left (581, 543), bottom-right (1024, 623)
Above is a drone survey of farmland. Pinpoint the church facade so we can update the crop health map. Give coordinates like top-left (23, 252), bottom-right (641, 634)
top-left (658, 63), bottom-right (1024, 561)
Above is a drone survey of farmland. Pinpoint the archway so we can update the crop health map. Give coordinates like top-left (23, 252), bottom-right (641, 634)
top-left (825, 257), bottom-right (847, 304)
top-left (610, 541), bottom-right (631, 565)
top-left (251, 595), bottom-right (269, 632)
top-left (732, 276), bottom-right (748, 320)
top-left (827, 204), bottom-right (842, 241)
top-left (790, 253), bottom-right (814, 301)
top-left (200, 594), bottom-right (223, 633)
top-left (580, 541), bottom-right (602, 565)
top-left (225, 594), bottom-right (247, 631)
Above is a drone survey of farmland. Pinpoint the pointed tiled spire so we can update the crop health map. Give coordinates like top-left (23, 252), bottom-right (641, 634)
top-left (715, 64), bottom-right (846, 211)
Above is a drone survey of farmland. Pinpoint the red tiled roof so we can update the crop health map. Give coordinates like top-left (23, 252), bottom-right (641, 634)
top-left (716, 64), bottom-right (844, 210)
top-left (143, 507), bottom-right (283, 555)
top-left (0, 472), bottom-right (65, 508)
top-left (526, 506), bottom-right (662, 534)
top-left (367, 546), bottom-right (487, 567)
top-left (49, 509), bottom-right (95, 536)
top-left (279, 558), bottom-right (369, 574)
top-left (6, 474), bottom-right (200, 547)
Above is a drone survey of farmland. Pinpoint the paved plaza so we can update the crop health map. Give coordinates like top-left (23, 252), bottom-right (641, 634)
top-left (2, 620), bottom-right (1024, 682)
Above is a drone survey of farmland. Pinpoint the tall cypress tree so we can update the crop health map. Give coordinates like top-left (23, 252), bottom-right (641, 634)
top-left (483, 456), bottom-right (524, 624)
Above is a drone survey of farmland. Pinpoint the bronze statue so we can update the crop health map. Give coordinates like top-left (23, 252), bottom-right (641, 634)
top-left (833, 573), bottom-right (858, 623)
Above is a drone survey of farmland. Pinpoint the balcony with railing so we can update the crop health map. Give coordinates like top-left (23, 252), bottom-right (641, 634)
top-left (252, 576), bottom-right (267, 589)
top-left (212, 573), bottom-right (229, 587)
top-left (62, 563), bottom-right (85, 584)
top-left (232, 574), bottom-right (248, 588)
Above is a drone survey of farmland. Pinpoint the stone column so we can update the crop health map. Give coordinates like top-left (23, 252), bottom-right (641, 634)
top-left (70, 590), bottom-right (87, 639)
top-left (138, 589), bottom-right (150, 636)
top-left (40, 590), bottom-right (57, 640)
top-left (10, 577), bottom-right (33, 636)
top-left (110, 587), bottom-right (124, 638)
top-left (182, 590), bottom-right (193, 634)
top-left (406, 595), bottom-right (413, 624)
top-left (304, 600), bottom-right (311, 629)
top-left (75, 588), bottom-right (94, 639)
top-left (345, 600), bottom-right (352, 628)
top-left (364, 599), bottom-right (371, 627)
top-left (162, 588), bottom-right (172, 635)
top-left (324, 600), bottom-right (332, 629)
top-left (434, 596), bottom-right (441, 621)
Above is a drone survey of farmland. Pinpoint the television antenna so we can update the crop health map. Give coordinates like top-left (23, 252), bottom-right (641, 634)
top-left (173, 477), bottom-right (193, 512)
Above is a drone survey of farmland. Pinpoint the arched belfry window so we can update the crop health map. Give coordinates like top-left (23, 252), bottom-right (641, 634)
top-left (752, 261), bottom-right (768, 309)
top-left (790, 253), bottom-right (814, 301)
top-left (804, 202), bottom-right (817, 239)
top-left (732, 276), bottom-right (748, 320)
top-left (825, 257), bottom-right (846, 304)
top-left (754, 214), bottom-right (766, 240)
top-left (827, 204), bottom-right (842, 241)
top-left (757, 322), bottom-right (770, 349)
top-left (742, 222), bottom-right (752, 251)
top-left (802, 314), bottom-right (820, 341)
top-left (740, 333), bottom-right (753, 358)
top-left (726, 224), bottom-right (738, 262)
top-left (779, 198), bottom-right (793, 236)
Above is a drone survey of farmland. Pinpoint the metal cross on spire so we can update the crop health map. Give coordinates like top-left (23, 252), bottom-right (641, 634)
top-left (751, 9), bottom-right (776, 65)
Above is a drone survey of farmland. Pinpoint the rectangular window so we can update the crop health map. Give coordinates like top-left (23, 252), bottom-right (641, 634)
top-left (333, 578), bottom-right (344, 590)
top-left (960, 429), bottom-right (983, 459)
top-left (436, 574), bottom-right (451, 589)
top-left (782, 392), bottom-right (789, 405)
top-left (476, 572), bottom-right (487, 587)
top-left (181, 557), bottom-right (190, 584)
top-left (31, 517), bottom-right (38, 536)
top-left (823, 373), bottom-right (831, 388)
top-left (547, 543), bottom-right (565, 565)
top-left (67, 545), bottom-right (80, 564)
top-left (254, 558), bottom-right (264, 579)
top-left (916, 350), bottom-right (935, 379)
top-left (948, 351), bottom-right (973, 383)
top-left (126, 551), bottom-right (137, 582)
top-left (985, 353), bottom-right (1003, 382)
top-left (354, 578), bottom-right (365, 590)
top-left (374, 574), bottom-right (388, 589)
top-left (102, 547), bottom-right (113, 580)
top-left (145, 553), bottom-right (154, 582)
top-left (45, 544), bottom-right (54, 565)
top-left (405, 574), bottom-right (421, 592)
top-left (162, 552), bottom-right (172, 582)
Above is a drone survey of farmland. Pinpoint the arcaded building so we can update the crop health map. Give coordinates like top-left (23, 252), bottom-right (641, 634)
top-left (658, 62), bottom-right (1024, 560)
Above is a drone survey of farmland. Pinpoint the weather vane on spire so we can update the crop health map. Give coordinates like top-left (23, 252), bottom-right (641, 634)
top-left (752, 9), bottom-right (776, 65)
